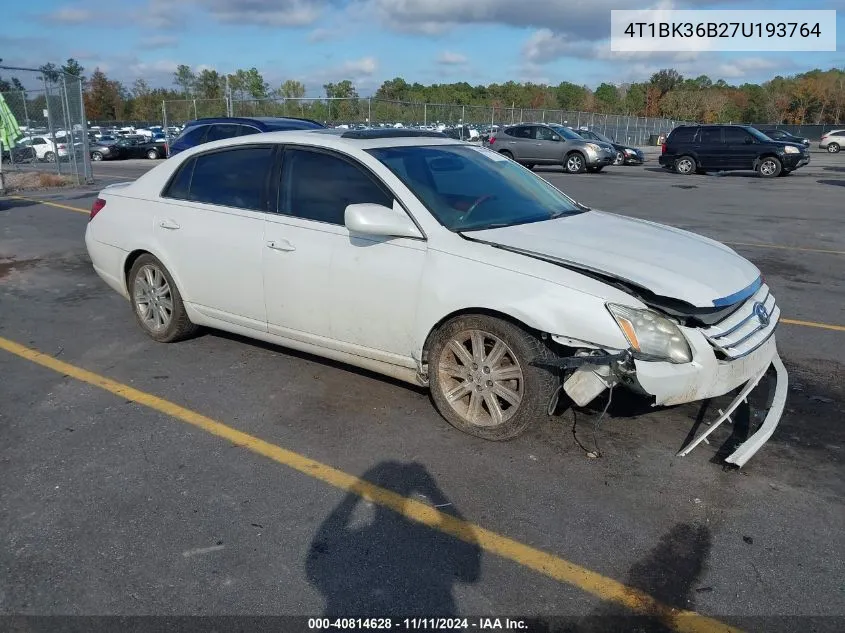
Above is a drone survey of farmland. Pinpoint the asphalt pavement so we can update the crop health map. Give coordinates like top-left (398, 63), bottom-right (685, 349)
top-left (0, 150), bottom-right (843, 632)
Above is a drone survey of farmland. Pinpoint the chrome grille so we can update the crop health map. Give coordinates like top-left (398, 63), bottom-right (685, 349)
top-left (701, 283), bottom-right (779, 359)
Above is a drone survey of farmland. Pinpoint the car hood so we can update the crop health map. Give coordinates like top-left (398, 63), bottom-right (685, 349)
top-left (466, 211), bottom-right (760, 308)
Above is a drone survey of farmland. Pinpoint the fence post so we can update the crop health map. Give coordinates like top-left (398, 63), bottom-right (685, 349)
top-left (75, 76), bottom-right (94, 184)
top-left (368, 98), bottom-right (371, 126)
top-left (424, 102), bottom-right (427, 126)
top-left (162, 101), bottom-right (169, 157)
top-left (42, 78), bottom-right (62, 176)
top-left (193, 99), bottom-right (198, 119)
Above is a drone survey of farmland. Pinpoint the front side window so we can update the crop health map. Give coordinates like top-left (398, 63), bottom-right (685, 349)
top-left (174, 147), bottom-right (274, 210)
top-left (548, 125), bottom-right (583, 141)
top-left (368, 144), bottom-right (585, 232)
top-left (724, 128), bottom-right (752, 144)
top-left (534, 126), bottom-right (557, 141)
top-left (279, 148), bottom-right (392, 225)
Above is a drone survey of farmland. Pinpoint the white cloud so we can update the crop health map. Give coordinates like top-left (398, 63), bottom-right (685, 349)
top-left (339, 57), bottom-right (378, 76)
top-left (437, 51), bottom-right (468, 66)
top-left (143, 35), bottom-right (179, 49)
top-left (42, 6), bottom-right (96, 24)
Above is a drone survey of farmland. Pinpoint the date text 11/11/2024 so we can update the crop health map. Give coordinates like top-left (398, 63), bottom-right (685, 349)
top-left (308, 618), bottom-right (529, 630)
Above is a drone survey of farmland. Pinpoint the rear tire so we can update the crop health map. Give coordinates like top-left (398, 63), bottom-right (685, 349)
top-left (674, 155), bottom-right (695, 175)
top-left (44, 151), bottom-right (56, 163)
top-left (564, 152), bottom-right (586, 173)
top-left (147, 149), bottom-right (159, 160)
top-left (428, 315), bottom-right (558, 441)
top-left (757, 156), bottom-right (782, 178)
top-left (92, 152), bottom-right (103, 161)
top-left (128, 254), bottom-right (198, 343)
top-left (499, 150), bottom-right (514, 160)
top-left (827, 143), bottom-right (840, 153)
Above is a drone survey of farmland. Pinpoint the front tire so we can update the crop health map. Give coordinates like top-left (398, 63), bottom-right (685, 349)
top-left (499, 150), bottom-right (514, 160)
top-left (92, 151), bottom-right (103, 161)
top-left (564, 152), bottom-right (586, 173)
top-left (128, 254), bottom-right (197, 343)
top-left (757, 156), bottom-right (782, 178)
top-left (613, 151), bottom-right (624, 166)
top-left (428, 315), bottom-right (558, 441)
top-left (147, 149), bottom-right (159, 160)
top-left (827, 143), bottom-right (840, 153)
top-left (44, 151), bottom-right (56, 163)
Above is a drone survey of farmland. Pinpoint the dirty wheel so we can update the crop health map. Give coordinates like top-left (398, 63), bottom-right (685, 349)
top-left (674, 155), bottom-right (695, 175)
top-left (757, 156), bottom-right (782, 178)
top-left (429, 315), bottom-right (557, 441)
top-left (128, 254), bottom-right (197, 343)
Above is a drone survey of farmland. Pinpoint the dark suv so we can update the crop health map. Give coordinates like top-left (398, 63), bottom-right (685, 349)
top-left (659, 124), bottom-right (810, 178)
top-left (168, 116), bottom-right (324, 157)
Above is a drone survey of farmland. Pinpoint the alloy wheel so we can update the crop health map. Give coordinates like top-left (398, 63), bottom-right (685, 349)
top-left (437, 329), bottom-right (524, 427)
top-left (133, 264), bottom-right (174, 332)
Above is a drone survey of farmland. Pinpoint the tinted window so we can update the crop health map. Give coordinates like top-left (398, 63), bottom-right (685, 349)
top-left (505, 126), bottom-right (532, 139)
top-left (724, 128), bottom-right (752, 144)
top-left (239, 125), bottom-right (261, 136)
top-left (280, 149), bottom-right (392, 225)
top-left (187, 147), bottom-right (274, 210)
top-left (369, 145), bottom-right (584, 232)
top-left (206, 123), bottom-right (241, 143)
top-left (548, 125), bottom-right (583, 140)
top-left (699, 128), bottom-right (722, 144)
top-left (164, 158), bottom-right (195, 200)
top-left (176, 125), bottom-right (208, 146)
top-left (669, 127), bottom-right (697, 143)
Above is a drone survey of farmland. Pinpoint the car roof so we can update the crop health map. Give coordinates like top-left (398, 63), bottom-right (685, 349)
top-left (173, 128), bottom-right (469, 155)
top-left (186, 116), bottom-right (322, 127)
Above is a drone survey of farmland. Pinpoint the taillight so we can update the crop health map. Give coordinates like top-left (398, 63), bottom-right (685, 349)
top-left (488, 136), bottom-right (496, 144)
top-left (58, 144), bottom-right (67, 149)
top-left (661, 142), bottom-right (667, 154)
top-left (90, 198), bottom-right (106, 221)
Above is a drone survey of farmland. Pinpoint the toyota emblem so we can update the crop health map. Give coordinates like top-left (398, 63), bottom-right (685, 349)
top-left (753, 302), bottom-right (770, 326)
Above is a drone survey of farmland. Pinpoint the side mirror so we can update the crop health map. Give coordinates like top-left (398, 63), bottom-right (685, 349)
top-left (551, 135), bottom-right (560, 142)
top-left (345, 203), bottom-right (423, 240)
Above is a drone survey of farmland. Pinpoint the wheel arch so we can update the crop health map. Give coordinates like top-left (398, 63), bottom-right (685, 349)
top-left (123, 248), bottom-right (188, 300)
top-left (753, 152), bottom-right (781, 168)
top-left (420, 307), bottom-right (552, 367)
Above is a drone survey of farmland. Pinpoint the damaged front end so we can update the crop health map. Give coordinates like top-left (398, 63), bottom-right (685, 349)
top-left (537, 269), bottom-right (788, 467)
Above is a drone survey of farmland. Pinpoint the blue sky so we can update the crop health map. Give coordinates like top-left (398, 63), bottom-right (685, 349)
top-left (1, 0), bottom-right (843, 96)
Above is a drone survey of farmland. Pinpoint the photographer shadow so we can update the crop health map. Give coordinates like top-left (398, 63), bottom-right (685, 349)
top-left (306, 460), bottom-right (482, 617)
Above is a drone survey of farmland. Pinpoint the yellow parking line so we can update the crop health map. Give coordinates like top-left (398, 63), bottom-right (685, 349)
top-left (0, 334), bottom-right (740, 633)
top-left (781, 318), bottom-right (845, 332)
top-left (8, 195), bottom-right (90, 215)
top-left (726, 241), bottom-right (845, 256)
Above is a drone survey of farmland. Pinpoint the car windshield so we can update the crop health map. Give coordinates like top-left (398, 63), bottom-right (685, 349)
top-left (548, 125), bottom-right (583, 141)
top-left (586, 130), bottom-right (613, 143)
top-left (367, 144), bottom-right (586, 232)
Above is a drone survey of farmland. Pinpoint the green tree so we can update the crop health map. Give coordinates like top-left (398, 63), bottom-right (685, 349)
top-left (649, 68), bottom-right (684, 97)
top-left (195, 69), bottom-right (223, 99)
top-left (324, 79), bottom-right (358, 99)
top-left (84, 68), bottom-right (124, 120)
top-left (242, 67), bottom-right (268, 99)
top-left (39, 62), bottom-right (60, 82)
top-left (61, 58), bottom-right (85, 80)
top-left (554, 81), bottom-right (588, 110)
top-left (279, 79), bottom-right (306, 99)
top-left (173, 64), bottom-right (196, 97)
top-left (594, 83), bottom-right (620, 112)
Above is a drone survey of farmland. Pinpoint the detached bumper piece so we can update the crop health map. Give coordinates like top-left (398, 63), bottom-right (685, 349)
top-left (677, 353), bottom-right (788, 467)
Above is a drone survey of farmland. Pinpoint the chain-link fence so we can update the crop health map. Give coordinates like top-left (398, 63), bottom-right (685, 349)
top-left (1, 65), bottom-right (93, 187)
top-left (161, 97), bottom-right (693, 147)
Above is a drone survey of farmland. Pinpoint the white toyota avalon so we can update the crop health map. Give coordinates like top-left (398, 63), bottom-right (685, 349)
top-left (85, 128), bottom-right (787, 466)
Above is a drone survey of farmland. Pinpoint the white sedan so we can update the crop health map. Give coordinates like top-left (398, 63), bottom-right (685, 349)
top-left (85, 128), bottom-right (787, 466)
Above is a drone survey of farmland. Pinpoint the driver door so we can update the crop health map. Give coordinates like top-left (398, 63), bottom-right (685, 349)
top-left (533, 126), bottom-right (564, 161)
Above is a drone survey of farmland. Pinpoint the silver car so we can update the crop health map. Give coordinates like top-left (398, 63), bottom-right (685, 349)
top-left (486, 123), bottom-right (616, 173)
top-left (819, 129), bottom-right (845, 153)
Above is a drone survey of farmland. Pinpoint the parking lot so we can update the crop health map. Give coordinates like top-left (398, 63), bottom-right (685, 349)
top-left (1, 151), bottom-right (843, 631)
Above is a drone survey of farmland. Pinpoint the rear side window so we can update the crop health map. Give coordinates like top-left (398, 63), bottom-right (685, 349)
top-left (699, 127), bottom-right (723, 144)
top-left (505, 126), bottom-right (532, 139)
top-left (206, 123), bottom-right (241, 143)
top-left (164, 158), bottom-right (195, 200)
top-left (279, 148), bottom-right (392, 225)
top-left (168, 147), bottom-right (274, 210)
top-left (176, 125), bottom-right (208, 146)
top-left (668, 127), bottom-right (696, 143)
top-left (239, 125), bottom-right (261, 136)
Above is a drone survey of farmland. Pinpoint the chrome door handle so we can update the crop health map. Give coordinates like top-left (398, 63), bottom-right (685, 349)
top-left (266, 239), bottom-right (295, 252)
top-left (159, 219), bottom-right (180, 230)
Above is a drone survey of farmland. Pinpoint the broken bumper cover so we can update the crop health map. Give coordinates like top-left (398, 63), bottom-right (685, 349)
top-left (634, 332), bottom-right (788, 466)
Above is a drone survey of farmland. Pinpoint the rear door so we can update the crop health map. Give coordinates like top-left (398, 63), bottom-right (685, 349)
top-left (153, 145), bottom-right (274, 331)
top-left (500, 126), bottom-right (534, 161)
top-left (694, 127), bottom-right (724, 169)
top-left (723, 127), bottom-right (758, 169)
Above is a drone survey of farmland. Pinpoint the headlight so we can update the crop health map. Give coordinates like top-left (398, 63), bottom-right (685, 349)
top-left (783, 145), bottom-right (800, 154)
top-left (585, 143), bottom-right (600, 153)
top-left (607, 304), bottom-right (692, 363)
top-left (624, 148), bottom-right (636, 155)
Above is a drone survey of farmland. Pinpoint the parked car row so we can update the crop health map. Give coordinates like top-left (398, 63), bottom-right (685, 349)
top-left (89, 136), bottom-right (168, 161)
